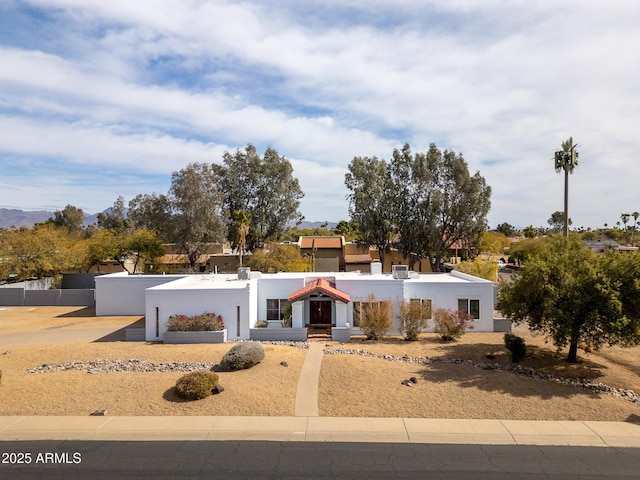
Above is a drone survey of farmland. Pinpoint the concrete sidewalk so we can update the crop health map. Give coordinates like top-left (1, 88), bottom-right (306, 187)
top-left (1, 416), bottom-right (639, 447)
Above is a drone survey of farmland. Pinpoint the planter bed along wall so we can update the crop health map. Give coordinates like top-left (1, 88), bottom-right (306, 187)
top-left (163, 329), bottom-right (227, 344)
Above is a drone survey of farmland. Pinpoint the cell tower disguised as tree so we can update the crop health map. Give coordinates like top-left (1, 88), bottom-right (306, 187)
top-left (554, 137), bottom-right (579, 237)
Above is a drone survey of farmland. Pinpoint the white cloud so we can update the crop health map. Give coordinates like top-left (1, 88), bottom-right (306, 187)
top-left (0, 0), bottom-right (639, 226)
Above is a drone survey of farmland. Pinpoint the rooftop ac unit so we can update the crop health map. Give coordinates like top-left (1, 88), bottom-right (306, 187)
top-left (392, 265), bottom-right (409, 279)
top-left (237, 267), bottom-right (251, 280)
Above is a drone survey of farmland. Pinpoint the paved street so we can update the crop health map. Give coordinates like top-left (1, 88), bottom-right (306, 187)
top-left (2, 440), bottom-right (640, 479)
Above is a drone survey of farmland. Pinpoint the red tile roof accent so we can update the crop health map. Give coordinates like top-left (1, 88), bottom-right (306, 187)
top-left (299, 236), bottom-right (343, 249)
top-left (287, 278), bottom-right (351, 303)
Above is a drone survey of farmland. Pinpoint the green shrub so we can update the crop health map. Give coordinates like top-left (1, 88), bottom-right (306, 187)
top-left (433, 308), bottom-right (474, 341)
top-left (175, 371), bottom-right (219, 400)
top-left (504, 333), bottom-right (527, 362)
top-left (254, 320), bottom-right (268, 328)
top-left (281, 304), bottom-right (292, 327)
top-left (398, 300), bottom-right (431, 341)
top-left (166, 312), bottom-right (223, 332)
top-left (219, 342), bottom-right (265, 371)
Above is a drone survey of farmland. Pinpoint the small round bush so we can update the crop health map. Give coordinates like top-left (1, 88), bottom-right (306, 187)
top-left (504, 333), bottom-right (527, 362)
top-left (175, 371), bottom-right (219, 400)
top-left (219, 341), bottom-right (265, 371)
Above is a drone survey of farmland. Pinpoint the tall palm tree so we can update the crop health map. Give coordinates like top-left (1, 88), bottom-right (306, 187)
top-left (233, 210), bottom-right (252, 267)
top-left (632, 212), bottom-right (639, 247)
top-left (554, 137), bottom-right (579, 237)
top-left (621, 213), bottom-right (630, 244)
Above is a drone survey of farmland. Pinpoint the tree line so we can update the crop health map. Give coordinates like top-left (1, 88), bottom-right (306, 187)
top-left (345, 143), bottom-right (492, 272)
top-left (0, 145), bottom-right (304, 278)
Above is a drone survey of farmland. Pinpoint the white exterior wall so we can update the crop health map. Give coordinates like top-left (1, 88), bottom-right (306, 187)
top-left (336, 278), bottom-right (405, 335)
top-left (145, 279), bottom-right (253, 341)
top-left (256, 277), bottom-right (305, 323)
top-left (403, 272), bottom-right (494, 332)
top-left (95, 273), bottom-right (185, 316)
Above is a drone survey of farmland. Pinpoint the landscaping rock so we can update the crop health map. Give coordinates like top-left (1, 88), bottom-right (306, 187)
top-left (401, 379), bottom-right (414, 387)
top-left (410, 377), bottom-right (417, 384)
top-left (219, 341), bottom-right (265, 372)
top-left (280, 361), bottom-right (288, 367)
top-left (211, 384), bottom-right (224, 394)
top-left (324, 347), bottom-right (640, 406)
top-left (90, 409), bottom-right (107, 416)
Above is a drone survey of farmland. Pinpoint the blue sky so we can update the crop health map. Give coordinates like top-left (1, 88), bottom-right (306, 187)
top-left (1, 0), bottom-right (639, 229)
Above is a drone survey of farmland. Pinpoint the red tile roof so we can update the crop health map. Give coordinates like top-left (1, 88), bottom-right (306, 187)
top-left (299, 236), bottom-right (343, 249)
top-left (287, 278), bottom-right (351, 303)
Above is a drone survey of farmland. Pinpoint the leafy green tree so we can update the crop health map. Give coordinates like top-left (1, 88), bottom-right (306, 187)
top-left (480, 231), bottom-right (511, 255)
top-left (246, 243), bottom-right (312, 273)
top-left (547, 211), bottom-right (571, 233)
top-left (85, 230), bottom-right (120, 272)
top-left (389, 143), bottom-right (491, 271)
top-left (497, 236), bottom-right (640, 363)
top-left (127, 229), bottom-right (165, 273)
top-left (508, 237), bottom-right (547, 264)
top-left (522, 225), bottom-right (538, 238)
top-left (128, 193), bottom-right (172, 241)
top-left (455, 258), bottom-right (498, 281)
top-left (0, 225), bottom-right (84, 278)
top-left (169, 163), bottom-right (226, 271)
top-left (49, 204), bottom-right (85, 235)
top-left (215, 145), bottom-right (304, 250)
top-left (345, 156), bottom-right (394, 264)
top-left (97, 196), bottom-right (131, 233)
top-left (496, 222), bottom-right (517, 237)
top-left (332, 220), bottom-right (358, 240)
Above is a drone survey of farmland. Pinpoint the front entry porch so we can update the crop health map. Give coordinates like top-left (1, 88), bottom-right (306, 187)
top-left (287, 278), bottom-right (351, 341)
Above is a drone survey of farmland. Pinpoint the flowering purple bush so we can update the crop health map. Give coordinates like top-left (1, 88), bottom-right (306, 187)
top-left (166, 312), bottom-right (224, 332)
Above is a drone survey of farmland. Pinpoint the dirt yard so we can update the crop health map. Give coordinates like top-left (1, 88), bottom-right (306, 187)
top-left (1, 306), bottom-right (639, 420)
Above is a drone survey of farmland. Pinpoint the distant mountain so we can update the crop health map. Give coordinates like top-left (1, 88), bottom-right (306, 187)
top-left (0, 208), bottom-right (103, 229)
top-left (0, 208), bottom-right (337, 231)
top-left (0, 209), bottom-right (53, 228)
top-left (294, 221), bottom-right (338, 230)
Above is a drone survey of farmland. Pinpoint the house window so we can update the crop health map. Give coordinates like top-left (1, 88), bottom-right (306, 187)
top-left (410, 298), bottom-right (432, 318)
top-left (352, 300), bottom-right (391, 327)
top-left (458, 299), bottom-right (480, 319)
top-left (266, 299), bottom-right (290, 321)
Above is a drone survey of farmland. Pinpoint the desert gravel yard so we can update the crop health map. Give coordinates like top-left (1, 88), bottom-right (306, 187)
top-left (1, 306), bottom-right (639, 420)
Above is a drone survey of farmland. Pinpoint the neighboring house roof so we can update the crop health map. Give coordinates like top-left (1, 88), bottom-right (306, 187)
top-left (287, 278), bottom-right (351, 303)
top-left (617, 246), bottom-right (639, 252)
top-left (299, 236), bottom-right (343, 249)
top-left (160, 254), bottom-right (209, 264)
top-left (344, 254), bottom-right (372, 264)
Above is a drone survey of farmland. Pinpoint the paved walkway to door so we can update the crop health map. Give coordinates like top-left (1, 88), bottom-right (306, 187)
top-left (294, 342), bottom-right (324, 416)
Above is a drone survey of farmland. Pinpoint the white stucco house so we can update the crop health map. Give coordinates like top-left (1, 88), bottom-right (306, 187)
top-left (95, 263), bottom-right (502, 342)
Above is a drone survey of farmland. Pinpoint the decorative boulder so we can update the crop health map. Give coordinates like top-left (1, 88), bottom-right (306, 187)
top-left (219, 342), bottom-right (265, 372)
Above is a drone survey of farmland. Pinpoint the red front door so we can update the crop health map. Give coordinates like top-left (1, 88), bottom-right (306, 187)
top-left (310, 300), bottom-right (331, 324)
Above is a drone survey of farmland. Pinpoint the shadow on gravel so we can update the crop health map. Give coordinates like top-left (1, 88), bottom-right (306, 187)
top-left (416, 341), bottom-right (607, 400)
